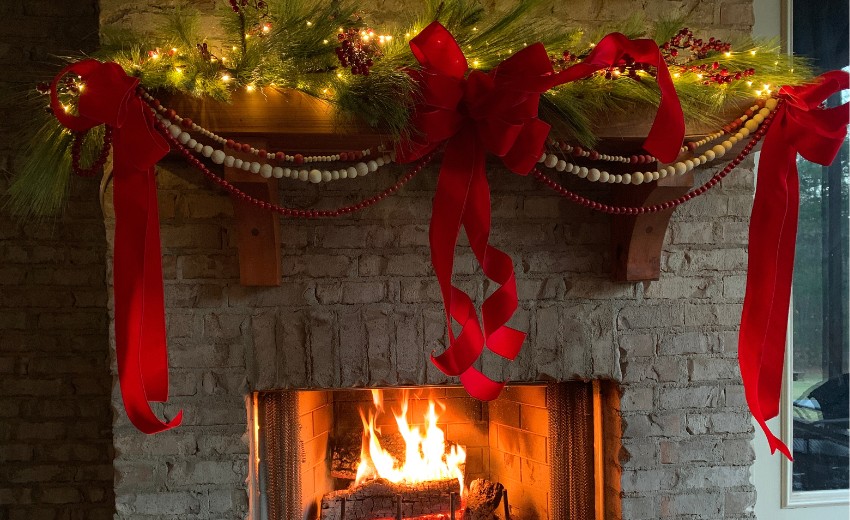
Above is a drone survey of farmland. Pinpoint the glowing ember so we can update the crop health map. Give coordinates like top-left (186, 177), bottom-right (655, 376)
top-left (354, 390), bottom-right (466, 493)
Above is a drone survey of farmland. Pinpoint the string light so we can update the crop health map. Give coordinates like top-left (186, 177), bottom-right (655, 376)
top-left (221, 73), bottom-right (231, 82)
top-left (262, 23), bottom-right (271, 33)
top-left (472, 59), bottom-right (480, 67)
top-left (724, 52), bottom-right (732, 57)
top-left (246, 84), bottom-right (256, 92)
top-left (306, 21), bottom-right (312, 27)
top-left (673, 72), bottom-right (681, 78)
top-left (750, 50), bottom-right (757, 56)
top-left (323, 39), bottom-right (329, 44)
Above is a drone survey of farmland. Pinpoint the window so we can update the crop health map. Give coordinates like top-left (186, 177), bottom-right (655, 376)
top-left (784, 0), bottom-right (849, 506)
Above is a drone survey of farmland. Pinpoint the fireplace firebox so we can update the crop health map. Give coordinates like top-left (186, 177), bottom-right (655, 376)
top-left (248, 382), bottom-right (621, 520)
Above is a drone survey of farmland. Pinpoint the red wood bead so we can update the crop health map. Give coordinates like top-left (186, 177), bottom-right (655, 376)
top-left (240, 143), bottom-right (252, 153)
top-left (589, 150), bottom-right (600, 161)
top-left (573, 146), bottom-right (583, 156)
top-left (275, 151), bottom-right (285, 161)
top-left (629, 155), bottom-right (638, 164)
top-left (181, 118), bottom-right (193, 129)
top-left (226, 139), bottom-right (236, 149)
top-left (294, 154), bottom-right (304, 164)
top-left (258, 149), bottom-right (267, 157)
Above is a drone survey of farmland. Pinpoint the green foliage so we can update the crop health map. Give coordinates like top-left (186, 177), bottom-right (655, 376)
top-left (4, 0), bottom-right (815, 216)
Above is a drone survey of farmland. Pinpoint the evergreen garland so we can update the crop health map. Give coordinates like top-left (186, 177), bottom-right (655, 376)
top-left (4, 0), bottom-right (811, 218)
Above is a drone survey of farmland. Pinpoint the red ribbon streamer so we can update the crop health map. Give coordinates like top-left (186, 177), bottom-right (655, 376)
top-left (397, 22), bottom-right (684, 399)
top-left (50, 60), bottom-right (181, 434)
top-left (741, 71), bottom-right (849, 458)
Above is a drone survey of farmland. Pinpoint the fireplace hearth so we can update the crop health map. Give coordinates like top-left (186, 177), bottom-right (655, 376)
top-left (250, 383), bottom-right (619, 520)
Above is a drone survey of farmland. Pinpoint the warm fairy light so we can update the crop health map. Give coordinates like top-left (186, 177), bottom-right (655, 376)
top-left (151, 52), bottom-right (160, 60)
top-left (472, 27), bottom-right (478, 32)
top-left (697, 73), bottom-right (704, 79)
top-left (724, 52), bottom-right (731, 58)
top-left (354, 390), bottom-right (466, 494)
top-left (246, 84), bottom-right (256, 92)
top-left (750, 50), bottom-right (757, 55)
top-left (322, 87), bottom-right (329, 94)
top-left (613, 69), bottom-right (621, 76)
top-left (77, 83), bottom-right (85, 92)
top-left (774, 60), bottom-right (779, 65)
top-left (262, 23), bottom-right (271, 33)
top-left (245, 33), bottom-right (250, 39)
top-left (746, 80), bottom-right (753, 86)
top-left (763, 83), bottom-right (770, 90)
top-left (221, 73), bottom-right (231, 82)
top-left (171, 47), bottom-right (178, 53)
top-left (755, 90), bottom-right (762, 96)
top-left (336, 72), bottom-right (343, 78)
top-left (232, 45), bottom-right (238, 51)
top-left (62, 104), bottom-right (71, 113)
top-left (405, 32), bottom-right (411, 38)
top-left (306, 21), bottom-right (313, 27)
top-left (472, 59), bottom-right (480, 67)
top-left (673, 72), bottom-right (681, 78)
top-left (174, 67), bottom-right (183, 74)
top-left (323, 39), bottom-right (329, 44)
top-left (339, 27), bottom-right (344, 32)
top-left (589, 42), bottom-right (596, 48)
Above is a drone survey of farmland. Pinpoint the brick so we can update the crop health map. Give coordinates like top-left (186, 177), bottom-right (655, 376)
top-left (659, 385), bottom-right (721, 409)
top-left (661, 492), bottom-right (723, 518)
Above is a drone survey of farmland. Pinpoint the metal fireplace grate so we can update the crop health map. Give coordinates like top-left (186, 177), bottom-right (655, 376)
top-left (260, 390), bottom-right (301, 520)
top-left (548, 382), bottom-right (595, 520)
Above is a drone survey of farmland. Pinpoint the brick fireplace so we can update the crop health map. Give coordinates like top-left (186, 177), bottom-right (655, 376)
top-left (105, 150), bottom-right (758, 519)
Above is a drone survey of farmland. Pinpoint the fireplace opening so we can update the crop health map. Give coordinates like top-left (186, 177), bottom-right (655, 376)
top-left (250, 382), bottom-right (620, 520)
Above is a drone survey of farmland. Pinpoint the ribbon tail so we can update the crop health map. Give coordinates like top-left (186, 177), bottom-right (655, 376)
top-left (739, 113), bottom-right (795, 459)
top-left (428, 129), bottom-right (485, 378)
top-left (461, 152), bottom-right (526, 364)
top-left (113, 148), bottom-right (181, 434)
top-left (460, 367), bottom-right (507, 401)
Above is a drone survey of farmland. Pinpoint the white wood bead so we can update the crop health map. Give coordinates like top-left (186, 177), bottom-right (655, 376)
top-left (187, 139), bottom-right (198, 149)
top-left (241, 161), bottom-right (251, 171)
top-left (233, 158), bottom-right (243, 169)
top-left (621, 173), bottom-right (631, 184)
top-left (577, 166), bottom-right (588, 178)
top-left (346, 166), bottom-right (357, 178)
top-left (631, 172), bottom-right (644, 184)
top-left (544, 154), bottom-right (558, 168)
top-left (652, 171), bottom-right (660, 181)
top-left (538, 152), bottom-right (547, 163)
top-left (555, 160), bottom-right (567, 172)
top-left (355, 162), bottom-right (369, 176)
top-left (260, 164), bottom-right (273, 178)
top-left (712, 145), bottom-right (726, 158)
top-left (298, 170), bottom-right (308, 181)
top-left (375, 157), bottom-right (385, 167)
top-left (759, 107), bottom-right (771, 117)
top-left (674, 162), bottom-right (687, 175)
top-left (684, 160), bottom-right (694, 171)
top-left (587, 168), bottom-right (600, 182)
top-left (224, 155), bottom-right (236, 167)
top-left (308, 169), bottom-right (322, 183)
top-left (322, 170), bottom-right (332, 182)
top-left (249, 161), bottom-right (261, 174)
top-left (367, 160), bottom-right (378, 172)
top-left (202, 145), bottom-right (214, 158)
top-left (704, 150), bottom-right (716, 161)
top-left (608, 174), bottom-right (617, 183)
top-left (211, 150), bottom-right (226, 164)
top-left (194, 142), bottom-right (205, 153)
top-left (744, 119), bottom-right (759, 132)
top-left (178, 132), bottom-right (192, 145)
top-left (332, 170), bottom-right (340, 180)
top-left (665, 165), bottom-right (676, 177)
top-left (599, 171), bottom-right (610, 183)
top-left (564, 163), bottom-right (574, 173)
top-left (721, 140), bottom-right (733, 150)
top-left (765, 98), bottom-right (778, 110)
top-left (739, 127), bottom-right (750, 137)
top-left (752, 114), bottom-right (765, 124)
top-left (272, 166), bottom-right (284, 178)
top-left (169, 125), bottom-right (182, 138)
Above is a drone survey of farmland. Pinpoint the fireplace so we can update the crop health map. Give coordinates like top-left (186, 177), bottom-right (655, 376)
top-left (248, 382), bottom-right (620, 520)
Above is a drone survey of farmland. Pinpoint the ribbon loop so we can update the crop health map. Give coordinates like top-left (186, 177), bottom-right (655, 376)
top-left (50, 60), bottom-right (180, 434)
top-left (742, 70), bottom-right (849, 458)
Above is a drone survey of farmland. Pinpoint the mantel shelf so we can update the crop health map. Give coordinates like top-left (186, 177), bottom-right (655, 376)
top-left (160, 89), bottom-right (754, 286)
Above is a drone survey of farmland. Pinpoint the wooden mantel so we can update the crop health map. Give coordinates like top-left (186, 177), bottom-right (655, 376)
top-left (162, 88), bottom-right (751, 286)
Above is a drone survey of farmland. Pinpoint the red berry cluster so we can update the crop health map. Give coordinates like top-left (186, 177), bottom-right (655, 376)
top-left (228, 0), bottom-right (267, 13)
top-left (335, 29), bottom-right (378, 75)
top-left (71, 127), bottom-right (113, 177)
top-left (662, 28), bottom-right (732, 63)
top-left (550, 50), bottom-right (580, 71)
top-left (680, 62), bottom-right (756, 85)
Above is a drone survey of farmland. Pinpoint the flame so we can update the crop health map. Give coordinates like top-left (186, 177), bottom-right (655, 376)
top-left (354, 390), bottom-right (466, 493)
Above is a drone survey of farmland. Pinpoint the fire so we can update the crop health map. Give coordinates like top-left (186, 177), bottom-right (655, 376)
top-left (354, 390), bottom-right (466, 492)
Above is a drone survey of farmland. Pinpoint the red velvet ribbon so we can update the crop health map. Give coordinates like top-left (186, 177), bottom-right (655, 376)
top-left (555, 32), bottom-right (685, 163)
top-left (50, 60), bottom-right (181, 434)
top-left (741, 70), bottom-right (849, 458)
top-left (397, 22), bottom-right (684, 399)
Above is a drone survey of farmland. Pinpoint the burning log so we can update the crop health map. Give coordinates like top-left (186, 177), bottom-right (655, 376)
top-left (320, 478), bottom-right (460, 520)
top-left (331, 431), bottom-right (408, 480)
top-left (463, 479), bottom-right (504, 520)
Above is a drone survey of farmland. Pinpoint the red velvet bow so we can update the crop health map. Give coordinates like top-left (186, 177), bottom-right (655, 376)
top-left (50, 60), bottom-right (181, 434)
top-left (396, 22), bottom-right (556, 399)
top-left (397, 22), bottom-right (684, 400)
top-left (741, 70), bottom-right (849, 458)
